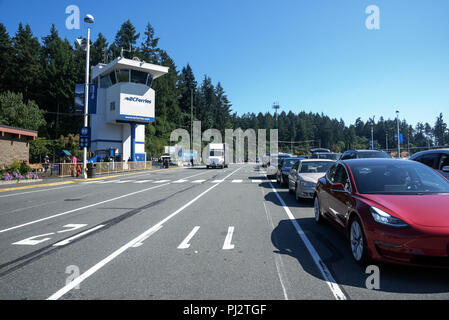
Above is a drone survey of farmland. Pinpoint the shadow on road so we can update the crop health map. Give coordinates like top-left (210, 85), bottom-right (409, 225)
top-left (266, 188), bottom-right (449, 296)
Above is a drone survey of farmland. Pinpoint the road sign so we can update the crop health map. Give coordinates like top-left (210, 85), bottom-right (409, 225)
top-left (394, 133), bottom-right (403, 144)
top-left (79, 126), bottom-right (91, 148)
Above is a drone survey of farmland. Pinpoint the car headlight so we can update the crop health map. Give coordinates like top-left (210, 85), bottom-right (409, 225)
top-left (370, 207), bottom-right (409, 228)
top-left (300, 181), bottom-right (316, 188)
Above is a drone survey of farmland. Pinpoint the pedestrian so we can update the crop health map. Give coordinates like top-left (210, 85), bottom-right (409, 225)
top-left (71, 155), bottom-right (77, 177)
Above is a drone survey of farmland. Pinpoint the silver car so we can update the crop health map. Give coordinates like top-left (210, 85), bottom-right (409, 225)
top-left (287, 159), bottom-right (335, 201)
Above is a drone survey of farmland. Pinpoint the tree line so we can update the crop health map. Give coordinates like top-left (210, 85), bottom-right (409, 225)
top-left (0, 20), bottom-right (448, 162)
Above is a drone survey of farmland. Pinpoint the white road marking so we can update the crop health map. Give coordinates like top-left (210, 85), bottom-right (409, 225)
top-left (173, 179), bottom-right (187, 183)
top-left (116, 180), bottom-right (133, 184)
top-left (134, 180), bottom-right (152, 184)
top-left (53, 225), bottom-right (105, 247)
top-left (13, 233), bottom-right (55, 246)
top-left (0, 183), bottom-right (169, 234)
top-left (177, 226), bottom-right (200, 249)
top-left (262, 199), bottom-right (289, 300)
top-left (252, 180), bottom-right (263, 183)
top-left (222, 226), bottom-right (235, 250)
top-left (132, 225), bottom-right (163, 248)
top-left (231, 179), bottom-right (242, 183)
top-left (153, 180), bottom-right (170, 183)
top-left (47, 167), bottom-right (242, 300)
top-left (271, 179), bottom-right (276, 182)
top-left (267, 180), bottom-right (347, 300)
top-left (97, 180), bottom-right (121, 184)
top-left (192, 180), bottom-right (205, 183)
top-left (212, 180), bottom-right (224, 183)
top-left (57, 224), bottom-right (87, 233)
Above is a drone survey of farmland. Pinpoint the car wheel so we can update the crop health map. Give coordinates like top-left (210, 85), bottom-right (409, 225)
top-left (349, 217), bottom-right (369, 265)
top-left (295, 184), bottom-right (302, 202)
top-left (314, 196), bottom-right (323, 224)
top-left (288, 181), bottom-right (294, 194)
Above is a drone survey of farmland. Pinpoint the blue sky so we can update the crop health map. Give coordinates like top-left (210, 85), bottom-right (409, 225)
top-left (1, 0), bottom-right (448, 127)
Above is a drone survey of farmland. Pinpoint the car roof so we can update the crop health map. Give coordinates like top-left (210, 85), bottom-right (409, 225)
top-left (410, 148), bottom-right (449, 158)
top-left (342, 158), bottom-right (413, 166)
top-left (300, 159), bottom-right (335, 162)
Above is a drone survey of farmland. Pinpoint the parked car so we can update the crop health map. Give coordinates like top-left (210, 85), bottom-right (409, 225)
top-left (340, 149), bottom-right (391, 160)
top-left (314, 159), bottom-right (449, 267)
top-left (276, 157), bottom-right (302, 186)
top-left (287, 159), bottom-right (335, 201)
top-left (311, 152), bottom-right (340, 160)
top-left (409, 149), bottom-right (449, 179)
top-left (266, 153), bottom-right (291, 178)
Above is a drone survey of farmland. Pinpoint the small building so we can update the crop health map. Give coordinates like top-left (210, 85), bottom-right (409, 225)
top-left (0, 125), bottom-right (37, 169)
top-left (90, 57), bottom-right (168, 162)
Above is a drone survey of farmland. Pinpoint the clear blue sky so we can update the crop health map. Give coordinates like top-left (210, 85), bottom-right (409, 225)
top-left (1, 0), bottom-right (448, 127)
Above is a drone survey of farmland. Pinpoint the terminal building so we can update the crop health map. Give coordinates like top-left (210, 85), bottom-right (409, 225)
top-left (90, 57), bottom-right (168, 162)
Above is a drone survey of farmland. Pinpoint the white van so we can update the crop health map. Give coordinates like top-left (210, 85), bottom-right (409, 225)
top-left (206, 143), bottom-right (228, 169)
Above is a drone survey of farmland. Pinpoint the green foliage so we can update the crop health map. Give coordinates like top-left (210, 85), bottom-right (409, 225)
top-left (0, 91), bottom-right (46, 131)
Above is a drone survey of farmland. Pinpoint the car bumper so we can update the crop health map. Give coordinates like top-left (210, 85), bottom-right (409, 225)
top-left (366, 226), bottom-right (449, 268)
top-left (297, 186), bottom-right (316, 199)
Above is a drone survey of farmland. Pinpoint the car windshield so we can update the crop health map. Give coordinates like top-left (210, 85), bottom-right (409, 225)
top-left (282, 159), bottom-right (299, 167)
top-left (351, 162), bottom-right (449, 195)
top-left (300, 161), bottom-right (334, 173)
top-left (210, 150), bottom-right (223, 156)
top-left (316, 153), bottom-right (339, 160)
top-left (357, 151), bottom-right (391, 159)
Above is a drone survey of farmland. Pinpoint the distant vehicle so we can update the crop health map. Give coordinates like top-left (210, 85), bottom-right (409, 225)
top-left (315, 159), bottom-right (449, 267)
top-left (311, 148), bottom-right (331, 154)
top-left (340, 149), bottom-right (391, 160)
top-left (311, 152), bottom-right (340, 161)
top-left (287, 159), bottom-right (335, 201)
top-left (206, 143), bottom-right (228, 169)
top-left (409, 149), bottom-right (449, 179)
top-left (276, 157), bottom-right (302, 186)
top-left (266, 153), bottom-right (291, 178)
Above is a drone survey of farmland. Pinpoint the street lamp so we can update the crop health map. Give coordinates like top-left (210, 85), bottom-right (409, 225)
top-left (82, 14), bottom-right (94, 179)
top-left (370, 116), bottom-right (375, 150)
top-left (396, 110), bottom-right (400, 158)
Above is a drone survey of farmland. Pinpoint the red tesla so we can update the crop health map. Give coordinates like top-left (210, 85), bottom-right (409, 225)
top-left (315, 159), bottom-right (449, 267)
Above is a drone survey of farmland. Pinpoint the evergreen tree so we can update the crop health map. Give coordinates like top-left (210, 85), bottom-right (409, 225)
top-left (0, 91), bottom-right (46, 131)
top-left (112, 20), bottom-right (140, 59)
top-left (140, 22), bottom-right (160, 63)
top-left (91, 33), bottom-right (108, 65)
top-left (0, 23), bottom-right (13, 93)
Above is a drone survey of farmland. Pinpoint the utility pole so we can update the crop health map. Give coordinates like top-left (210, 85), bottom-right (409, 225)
top-left (396, 110), bottom-right (400, 158)
top-left (386, 132), bottom-right (388, 152)
top-left (370, 116), bottom-right (375, 150)
top-left (190, 88), bottom-right (194, 166)
top-left (272, 102), bottom-right (280, 129)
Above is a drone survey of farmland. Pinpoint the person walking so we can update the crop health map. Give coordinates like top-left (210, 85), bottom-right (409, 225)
top-left (71, 155), bottom-right (77, 177)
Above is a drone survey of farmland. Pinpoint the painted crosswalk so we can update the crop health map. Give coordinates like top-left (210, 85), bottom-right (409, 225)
top-left (82, 177), bottom-right (272, 185)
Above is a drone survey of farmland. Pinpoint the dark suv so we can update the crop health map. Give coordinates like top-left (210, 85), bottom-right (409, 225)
top-left (409, 149), bottom-right (449, 179)
top-left (340, 149), bottom-right (391, 160)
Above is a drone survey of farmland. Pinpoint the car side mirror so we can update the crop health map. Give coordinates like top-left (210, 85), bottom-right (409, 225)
top-left (442, 166), bottom-right (449, 173)
top-left (330, 183), bottom-right (346, 192)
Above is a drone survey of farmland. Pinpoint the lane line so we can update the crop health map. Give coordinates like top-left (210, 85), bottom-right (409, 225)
top-left (177, 226), bottom-right (200, 249)
top-left (212, 180), bottom-right (224, 183)
top-left (173, 180), bottom-right (187, 183)
top-left (132, 226), bottom-right (163, 248)
top-left (267, 180), bottom-right (346, 300)
top-left (192, 180), bottom-right (205, 184)
top-left (0, 181), bottom-right (74, 193)
top-left (262, 199), bottom-right (288, 300)
top-left (252, 180), bottom-right (263, 183)
top-left (153, 180), bottom-right (170, 184)
top-left (116, 180), bottom-right (133, 184)
top-left (47, 166), bottom-right (242, 300)
top-left (222, 226), bottom-right (235, 250)
top-left (0, 183), bottom-right (169, 234)
top-left (134, 180), bottom-right (152, 184)
top-left (53, 225), bottom-right (105, 247)
top-left (231, 179), bottom-right (242, 183)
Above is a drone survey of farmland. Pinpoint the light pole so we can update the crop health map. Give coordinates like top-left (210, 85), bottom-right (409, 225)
top-left (370, 116), bottom-right (375, 150)
top-left (82, 14), bottom-right (94, 179)
top-left (190, 88), bottom-right (194, 166)
top-left (272, 102), bottom-right (280, 129)
top-left (385, 132), bottom-right (388, 152)
top-left (396, 110), bottom-right (400, 158)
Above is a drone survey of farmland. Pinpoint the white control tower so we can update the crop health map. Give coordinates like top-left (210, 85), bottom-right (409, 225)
top-left (90, 57), bottom-right (168, 161)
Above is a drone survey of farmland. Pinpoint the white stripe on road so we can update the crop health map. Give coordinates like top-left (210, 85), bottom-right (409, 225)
top-left (47, 166), bottom-right (242, 300)
top-left (222, 226), bottom-right (235, 250)
top-left (153, 180), bottom-right (170, 184)
top-left (132, 225), bottom-right (163, 248)
top-left (116, 180), bottom-right (133, 184)
top-left (231, 180), bottom-right (242, 183)
top-left (0, 183), bottom-right (169, 234)
top-left (192, 180), bottom-right (205, 184)
top-left (177, 226), bottom-right (200, 249)
top-left (173, 180), bottom-right (187, 183)
top-left (267, 180), bottom-right (347, 300)
top-left (212, 180), bottom-right (224, 183)
top-left (252, 180), bottom-right (263, 183)
top-left (134, 180), bottom-right (152, 184)
top-left (53, 225), bottom-right (105, 247)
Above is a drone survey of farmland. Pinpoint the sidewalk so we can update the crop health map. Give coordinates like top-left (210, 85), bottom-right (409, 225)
top-left (0, 165), bottom-right (185, 193)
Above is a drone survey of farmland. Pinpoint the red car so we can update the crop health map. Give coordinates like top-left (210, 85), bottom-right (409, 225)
top-left (315, 159), bottom-right (449, 267)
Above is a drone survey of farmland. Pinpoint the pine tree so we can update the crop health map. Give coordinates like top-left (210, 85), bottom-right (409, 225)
top-left (10, 23), bottom-right (42, 102)
top-left (91, 33), bottom-right (108, 65)
top-left (113, 20), bottom-right (140, 59)
top-left (140, 22), bottom-right (160, 64)
top-left (0, 23), bottom-right (13, 93)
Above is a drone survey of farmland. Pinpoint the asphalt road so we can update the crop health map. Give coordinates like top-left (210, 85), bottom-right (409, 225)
top-left (0, 163), bottom-right (449, 300)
